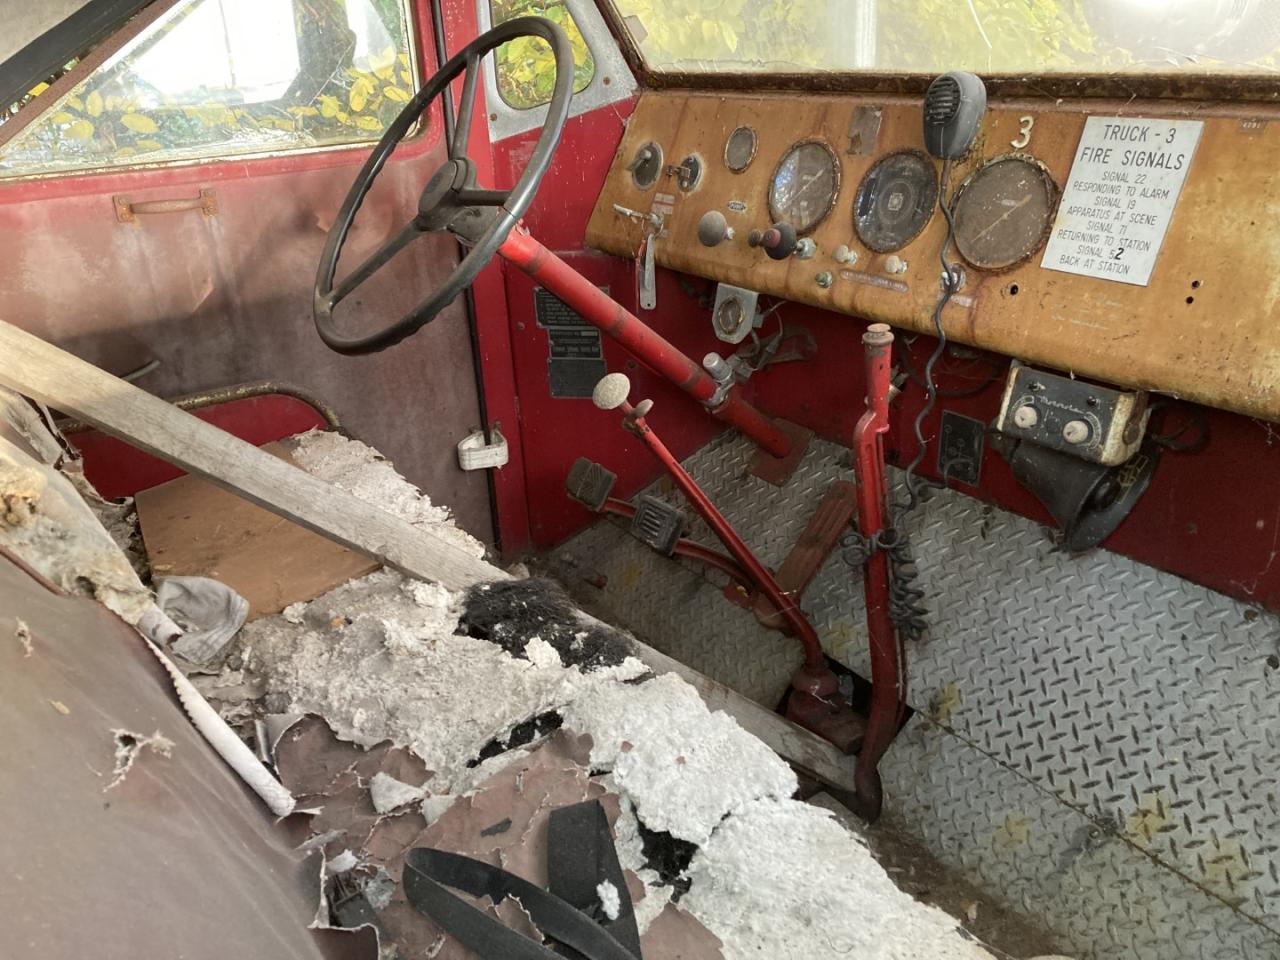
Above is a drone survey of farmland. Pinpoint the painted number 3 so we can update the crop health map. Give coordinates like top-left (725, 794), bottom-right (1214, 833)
top-left (1011, 116), bottom-right (1034, 150)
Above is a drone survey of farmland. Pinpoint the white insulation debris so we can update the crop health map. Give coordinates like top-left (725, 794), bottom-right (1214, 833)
top-left (561, 674), bottom-right (797, 846)
top-left (288, 429), bottom-right (485, 561)
top-left (597, 880), bottom-right (621, 922)
top-left (684, 799), bottom-right (994, 960)
top-left (368, 772), bottom-right (428, 814)
top-left (231, 432), bottom-right (995, 958)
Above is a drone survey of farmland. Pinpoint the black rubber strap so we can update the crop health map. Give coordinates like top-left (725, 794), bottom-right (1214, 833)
top-left (547, 800), bottom-right (641, 959)
top-left (403, 849), bottom-right (639, 960)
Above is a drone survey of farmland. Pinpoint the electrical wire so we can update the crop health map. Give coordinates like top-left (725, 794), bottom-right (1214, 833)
top-left (901, 159), bottom-right (962, 514)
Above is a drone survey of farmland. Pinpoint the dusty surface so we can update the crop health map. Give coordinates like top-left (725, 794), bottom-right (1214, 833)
top-left (225, 431), bottom-right (1002, 959)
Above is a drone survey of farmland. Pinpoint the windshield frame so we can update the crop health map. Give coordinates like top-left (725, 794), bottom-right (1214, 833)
top-left (594, 0), bottom-right (1280, 104)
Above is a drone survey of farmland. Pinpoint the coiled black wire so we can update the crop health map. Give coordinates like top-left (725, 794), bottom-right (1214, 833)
top-left (842, 161), bottom-right (962, 663)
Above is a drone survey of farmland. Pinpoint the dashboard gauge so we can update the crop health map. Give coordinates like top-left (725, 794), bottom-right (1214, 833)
top-left (628, 141), bottom-right (663, 190)
top-left (724, 126), bottom-right (758, 173)
top-left (952, 155), bottom-right (1058, 270)
top-left (854, 150), bottom-right (939, 253)
top-left (768, 140), bottom-right (840, 236)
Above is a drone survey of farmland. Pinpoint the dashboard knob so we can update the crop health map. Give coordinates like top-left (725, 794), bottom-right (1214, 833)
top-left (1062, 419), bottom-right (1091, 445)
top-left (748, 222), bottom-right (798, 261)
top-left (592, 373), bottom-right (632, 411)
top-left (697, 210), bottom-right (735, 247)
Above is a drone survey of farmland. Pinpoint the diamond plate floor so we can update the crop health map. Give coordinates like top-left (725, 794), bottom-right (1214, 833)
top-left (558, 431), bottom-right (1280, 959)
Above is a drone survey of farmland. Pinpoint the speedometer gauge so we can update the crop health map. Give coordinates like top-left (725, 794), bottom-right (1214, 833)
top-left (768, 140), bottom-right (840, 236)
top-left (952, 155), bottom-right (1058, 270)
top-left (854, 150), bottom-right (938, 253)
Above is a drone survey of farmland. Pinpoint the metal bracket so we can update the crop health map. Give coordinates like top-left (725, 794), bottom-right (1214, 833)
top-left (114, 188), bottom-right (217, 224)
top-left (457, 426), bottom-right (508, 471)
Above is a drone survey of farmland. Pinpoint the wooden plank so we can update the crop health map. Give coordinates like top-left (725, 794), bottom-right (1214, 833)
top-left (0, 320), bottom-right (855, 792)
top-left (134, 442), bottom-right (380, 619)
top-left (0, 319), bottom-right (497, 592)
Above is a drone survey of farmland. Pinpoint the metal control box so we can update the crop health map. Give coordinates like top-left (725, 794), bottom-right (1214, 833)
top-left (996, 362), bottom-right (1149, 466)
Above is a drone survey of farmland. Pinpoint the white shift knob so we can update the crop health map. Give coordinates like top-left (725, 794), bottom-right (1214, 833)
top-left (592, 373), bottom-right (632, 411)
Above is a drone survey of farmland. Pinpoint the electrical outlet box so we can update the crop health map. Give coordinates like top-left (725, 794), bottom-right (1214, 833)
top-left (996, 362), bottom-right (1149, 466)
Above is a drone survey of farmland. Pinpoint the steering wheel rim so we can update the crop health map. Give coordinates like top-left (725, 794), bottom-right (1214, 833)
top-left (314, 17), bottom-right (574, 355)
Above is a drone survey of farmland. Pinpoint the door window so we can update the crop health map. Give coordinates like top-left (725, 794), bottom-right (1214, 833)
top-left (0, 0), bottom-right (418, 178)
top-left (490, 0), bottom-right (594, 109)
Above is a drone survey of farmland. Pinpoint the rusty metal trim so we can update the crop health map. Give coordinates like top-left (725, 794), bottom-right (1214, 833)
top-left (59, 380), bottom-right (343, 434)
top-left (113, 188), bottom-right (217, 223)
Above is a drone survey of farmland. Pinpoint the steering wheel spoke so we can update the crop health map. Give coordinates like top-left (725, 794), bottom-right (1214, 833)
top-left (449, 53), bottom-right (481, 161)
top-left (314, 17), bottom-right (575, 355)
top-left (329, 220), bottom-right (424, 306)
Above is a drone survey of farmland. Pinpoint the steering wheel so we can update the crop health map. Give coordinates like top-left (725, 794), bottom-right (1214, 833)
top-left (314, 17), bottom-right (574, 355)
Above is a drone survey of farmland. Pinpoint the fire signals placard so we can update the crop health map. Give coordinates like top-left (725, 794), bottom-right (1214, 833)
top-left (1041, 116), bottom-right (1203, 286)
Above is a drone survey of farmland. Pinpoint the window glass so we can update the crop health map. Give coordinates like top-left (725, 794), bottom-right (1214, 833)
top-left (607, 0), bottom-right (1280, 77)
top-left (490, 0), bottom-right (595, 109)
top-left (0, 0), bottom-right (418, 178)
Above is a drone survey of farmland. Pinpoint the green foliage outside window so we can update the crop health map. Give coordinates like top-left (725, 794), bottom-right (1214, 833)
top-left (490, 0), bottom-right (595, 109)
top-left (1, 0), bottom-right (418, 178)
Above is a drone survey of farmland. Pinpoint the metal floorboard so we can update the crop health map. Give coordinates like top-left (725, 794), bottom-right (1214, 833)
top-left (558, 431), bottom-right (1280, 959)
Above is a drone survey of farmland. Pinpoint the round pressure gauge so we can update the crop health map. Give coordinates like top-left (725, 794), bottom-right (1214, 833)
top-left (854, 150), bottom-right (939, 253)
top-left (724, 126), bottom-right (758, 173)
top-left (952, 155), bottom-right (1058, 270)
top-left (768, 140), bottom-right (840, 236)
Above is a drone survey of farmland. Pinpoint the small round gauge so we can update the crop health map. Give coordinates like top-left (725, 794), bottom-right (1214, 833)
top-left (854, 150), bottom-right (939, 253)
top-left (768, 140), bottom-right (840, 236)
top-left (724, 126), bottom-right (757, 173)
top-left (952, 155), bottom-right (1058, 270)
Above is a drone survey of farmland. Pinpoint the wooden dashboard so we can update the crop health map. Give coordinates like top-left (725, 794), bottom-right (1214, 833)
top-left (585, 91), bottom-right (1280, 422)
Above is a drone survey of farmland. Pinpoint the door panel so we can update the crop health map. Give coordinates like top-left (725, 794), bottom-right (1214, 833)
top-left (0, 1), bottom-right (495, 543)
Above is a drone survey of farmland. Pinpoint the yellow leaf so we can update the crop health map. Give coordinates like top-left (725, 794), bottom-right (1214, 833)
top-left (287, 105), bottom-right (319, 116)
top-left (122, 112), bottom-right (157, 133)
top-left (375, 64), bottom-right (394, 80)
top-left (399, 69), bottom-right (413, 85)
top-left (64, 95), bottom-right (84, 111)
top-left (66, 118), bottom-right (95, 140)
top-left (86, 90), bottom-right (104, 116)
top-left (355, 115), bottom-right (382, 131)
top-left (384, 86), bottom-right (410, 102)
top-left (319, 95), bottom-right (340, 118)
top-left (397, 52), bottom-right (410, 66)
top-left (50, 111), bottom-right (75, 124)
top-left (336, 111), bottom-right (349, 123)
top-left (349, 77), bottom-right (373, 112)
top-left (369, 45), bottom-right (396, 71)
top-left (115, 146), bottom-right (138, 157)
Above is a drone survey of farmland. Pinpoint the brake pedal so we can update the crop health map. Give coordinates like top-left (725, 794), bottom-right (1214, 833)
top-left (629, 495), bottom-right (683, 556)
top-left (565, 458), bottom-right (616, 511)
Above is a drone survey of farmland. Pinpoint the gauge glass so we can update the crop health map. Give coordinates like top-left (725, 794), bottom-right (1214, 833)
top-left (768, 140), bottom-right (840, 236)
top-left (854, 150), bottom-right (938, 253)
top-left (725, 126), bottom-right (757, 173)
top-left (952, 156), bottom-right (1058, 270)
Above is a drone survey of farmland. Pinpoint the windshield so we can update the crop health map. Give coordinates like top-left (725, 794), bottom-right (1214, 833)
top-left (607, 0), bottom-right (1280, 77)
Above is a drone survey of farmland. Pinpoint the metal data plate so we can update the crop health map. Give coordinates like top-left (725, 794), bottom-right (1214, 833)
top-left (558, 432), bottom-right (1280, 959)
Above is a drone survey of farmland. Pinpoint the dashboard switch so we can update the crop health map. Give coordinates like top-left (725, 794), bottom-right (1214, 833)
top-left (748, 223), bottom-right (799, 261)
top-left (697, 210), bottom-right (735, 247)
